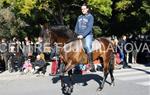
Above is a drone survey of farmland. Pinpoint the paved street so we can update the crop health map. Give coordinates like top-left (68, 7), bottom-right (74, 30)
top-left (0, 63), bottom-right (150, 95)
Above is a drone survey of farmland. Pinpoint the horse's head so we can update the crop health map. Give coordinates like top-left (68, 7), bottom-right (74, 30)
top-left (41, 24), bottom-right (76, 46)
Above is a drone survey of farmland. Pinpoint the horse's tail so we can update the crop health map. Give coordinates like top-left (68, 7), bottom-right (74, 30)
top-left (96, 37), bottom-right (115, 70)
top-left (109, 52), bottom-right (115, 71)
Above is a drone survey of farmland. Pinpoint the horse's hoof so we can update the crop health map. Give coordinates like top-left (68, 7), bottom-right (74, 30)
top-left (96, 87), bottom-right (102, 92)
top-left (62, 84), bottom-right (73, 95)
top-left (111, 82), bottom-right (115, 87)
top-left (96, 88), bottom-right (102, 95)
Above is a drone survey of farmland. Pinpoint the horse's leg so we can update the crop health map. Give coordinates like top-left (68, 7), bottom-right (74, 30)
top-left (98, 71), bottom-right (109, 91)
top-left (109, 66), bottom-right (115, 86)
top-left (98, 53), bottom-right (115, 91)
top-left (109, 53), bottom-right (115, 86)
top-left (98, 59), bottom-right (109, 91)
top-left (60, 74), bottom-right (68, 95)
top-left (60, 73), bottom-right (73, 95)
top-left (66, 61), bottom-right (75, 93)
top-left (60, 66), bottom-right (66, 94)
top-left (59, 62), bottom-right (67, 89)
top-left (61, 61), bottom-right (74, 95)
top-left (67, 69), bottom-right (74, 94)
top-left (67, 64), bottom-right (75, 88)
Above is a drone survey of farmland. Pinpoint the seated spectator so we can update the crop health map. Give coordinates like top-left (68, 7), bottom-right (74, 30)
top-left (33, 55), bottom-right (47, 74)
top-left (22, 58), bottom-right (34, 74)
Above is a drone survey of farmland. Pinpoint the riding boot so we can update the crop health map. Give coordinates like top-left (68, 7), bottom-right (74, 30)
top-left (88, 52), bottom-right (96, 72)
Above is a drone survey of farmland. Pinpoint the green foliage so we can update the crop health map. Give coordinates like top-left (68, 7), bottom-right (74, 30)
top-left (19, 0), bottom-right (36, 15)
top-left (0, 0), bottom-right (149, 39)
top-left (88, 0), bottom-right (112, 17)
top-left (117, 13), bottom-right (125, 22)
top-left (0, 8), bottom-right (27, 39)
top-left (88, 0), bottom-right (112, 36)
top-left (115, 0), bottom-right (133, 11)
top-left (0, 8), bottom-right (15, 38)
top-left (93, 26), bottom-right (102, 38)
top-left (110, 0), bottom-right (150, 36)
top-left (142, 0), bottom-right (150, 15)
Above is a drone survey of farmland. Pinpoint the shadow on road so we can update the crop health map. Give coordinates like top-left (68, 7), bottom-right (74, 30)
top-left (131, 67), bottom-right (150, 75)
top-left (51, 73), bottom-right (111, 87)
top-left (131, 63), bottom-right (150, 75)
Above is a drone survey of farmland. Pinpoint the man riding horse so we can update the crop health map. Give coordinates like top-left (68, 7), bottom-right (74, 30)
top-left (74, 3), bottom-right (95, 72)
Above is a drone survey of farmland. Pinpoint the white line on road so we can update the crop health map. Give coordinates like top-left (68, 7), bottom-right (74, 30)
top-left (136, 81), bottom-right (150, 86)
top-left (117, 75), bottom-right (150, 81)
top-left (114, 70), bottom-right (150, 76)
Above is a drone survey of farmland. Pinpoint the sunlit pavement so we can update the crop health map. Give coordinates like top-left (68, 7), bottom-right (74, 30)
top-left (0, 63), bottom-right (149, 95)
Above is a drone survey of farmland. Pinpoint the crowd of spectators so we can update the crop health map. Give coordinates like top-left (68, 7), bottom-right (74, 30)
top-left (0, 36), bottom-right (49, 74)
top-left (0, 34), bottom-right (149, 75)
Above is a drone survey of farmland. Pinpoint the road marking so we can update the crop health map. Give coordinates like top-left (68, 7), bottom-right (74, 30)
top-left (114, 67), bottom-right (150, 73)
top-left (114, 70), bottom-right (150, 76)
top-left (113, 66), bottom-right (150, 87)
top-left (117, 74), bottom-right (150, 81)
top-left (136, 81), bottom-right (150, 86)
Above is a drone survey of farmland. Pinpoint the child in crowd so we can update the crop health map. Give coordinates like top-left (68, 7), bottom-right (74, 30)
top-left (22, 58), bottom-right (34, 73)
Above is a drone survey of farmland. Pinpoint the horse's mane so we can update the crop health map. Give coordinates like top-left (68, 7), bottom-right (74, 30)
top-left (50, 26), bottom-right (76, 39)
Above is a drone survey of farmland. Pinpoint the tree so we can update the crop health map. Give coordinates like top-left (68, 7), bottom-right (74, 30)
top-left (110, 0), bottom-right (150, 36)
top-left (87, 0), bottom-right (112, 36)
top-left (0, 7), bottom-right (27, 39)
top-left (0, 0), bottom-right (149, 39)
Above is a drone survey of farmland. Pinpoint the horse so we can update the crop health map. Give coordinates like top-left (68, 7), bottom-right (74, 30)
top-left (59, 37), bottom-right (115, 94)
top-left (41, 23), bottom-right (115, 94)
